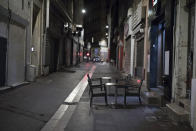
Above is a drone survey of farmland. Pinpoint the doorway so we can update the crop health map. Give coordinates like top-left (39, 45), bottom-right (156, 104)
top-left (187, 1), bottom-right (195, 99)
top-left (150, 23), bottom-right (165, 88)
top-left (150, 25), bottom-right (158, 88)
top-left (49, 38), bottom-right (59, 72)
top-left (0, 37), bottom-right (7, 87)
top-left (157, 25), bottom-right (165, 86)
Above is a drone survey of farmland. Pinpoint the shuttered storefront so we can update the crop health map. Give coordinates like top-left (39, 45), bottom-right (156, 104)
top-left (135, 38), bottom-right (144, 78)
top-left (124, 38), bottom-right (131, 74)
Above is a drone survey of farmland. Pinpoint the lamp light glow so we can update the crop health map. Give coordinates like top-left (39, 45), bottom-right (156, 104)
top-left (82, 9), bottom-right (86, 14)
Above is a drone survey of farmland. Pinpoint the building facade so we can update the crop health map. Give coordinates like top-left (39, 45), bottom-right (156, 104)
top-left (107, 0), bottom-right (196, 129)
top-left (0, 0), bottom-right (31, 86)
top-left (0, 0), bottom-right (84, 87)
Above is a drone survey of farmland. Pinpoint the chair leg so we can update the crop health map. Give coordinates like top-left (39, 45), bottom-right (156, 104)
top-left (139, 96), bottom-right (142, 104)
top-left (124, 88), bottom-right (127, 105)
top-left (105, 93), bottom-right (108, 105)
top-left (90, 96), bottom-right (93, 107)
top-left (88, 85), bottom-right (91, 96)
top-left (124, 96), bottom-right (126, 105)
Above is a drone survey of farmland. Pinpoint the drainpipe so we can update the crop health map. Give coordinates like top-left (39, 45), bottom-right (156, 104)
top-left (6, 0), bottom-right (11, 85)
top-left (191, 0), bottom-right (196, 130)
top-left (193, 2), bottom-right (196, 79)
top-left (46, 0), bottom-right (50, 28)
top-left (42, 0), bottom-right (50, 75)
top-left (172, 0), bottom-right (177, 102)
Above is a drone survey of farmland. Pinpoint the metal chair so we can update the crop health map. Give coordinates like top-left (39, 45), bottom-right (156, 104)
top-left (87, 74), bottom-right (108, 107)
top-left (124, 79), bottom-right (143, 105)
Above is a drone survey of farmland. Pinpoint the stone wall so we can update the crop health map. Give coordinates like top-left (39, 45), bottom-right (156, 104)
top-left (172, 0), bottom-right (189, 101)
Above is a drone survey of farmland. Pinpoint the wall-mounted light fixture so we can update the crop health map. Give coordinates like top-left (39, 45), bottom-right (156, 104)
top-left (31, 46), bottom-right (35, 52)
top-left (64, 23), bottom-right (68, 28)
top-left (82, 9), bottom-right (86, 14)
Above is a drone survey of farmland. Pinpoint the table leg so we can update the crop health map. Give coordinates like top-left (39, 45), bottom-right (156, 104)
top-left (108, 79), bottom-right (111, 95)
top-left (115, 86), bottom-right (117, 105)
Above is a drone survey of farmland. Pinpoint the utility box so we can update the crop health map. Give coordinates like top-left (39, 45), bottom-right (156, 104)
top-left (27, 65), bottom-right (36, 82)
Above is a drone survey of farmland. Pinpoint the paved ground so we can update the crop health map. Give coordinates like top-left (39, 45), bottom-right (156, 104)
top-left (64, 63), bottom-right (193, 131)
top-left (0, 62), bottom-right (93, 131)
top-left (0, 62), bottom-right (193, 131)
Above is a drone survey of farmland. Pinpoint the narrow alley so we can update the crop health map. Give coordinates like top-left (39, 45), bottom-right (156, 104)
top-left (0, 0), bottom-right (196, 131)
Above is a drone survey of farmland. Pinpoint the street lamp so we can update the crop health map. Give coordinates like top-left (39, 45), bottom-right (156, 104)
top-left (82, 9), bottom-right (86, 14)
top-left (106, 25), bottom-right (109, 29)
